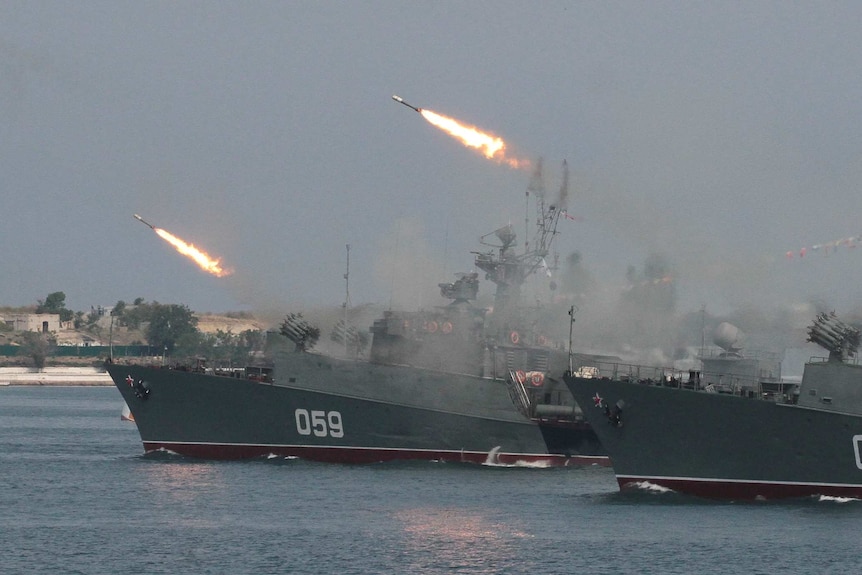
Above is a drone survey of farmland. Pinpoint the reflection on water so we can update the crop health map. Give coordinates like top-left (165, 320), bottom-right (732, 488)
top-left (394, 507), bottom-right (532, 573)
top-left (138, 459), bottom-right (227, 508)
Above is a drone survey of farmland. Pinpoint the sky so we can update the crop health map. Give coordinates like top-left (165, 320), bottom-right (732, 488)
top-left (4, 1), bottom-right (862, 342)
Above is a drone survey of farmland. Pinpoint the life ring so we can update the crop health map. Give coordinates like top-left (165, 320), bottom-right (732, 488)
top-left (515, 370), bottom-right (526, 385)
top-left (425, 320), bottom-right (438, 333)
top-left (530, 372), bottom-right (545, 387)
top-left (441, 321), bottom-right (453, 334)
top-left (510, 331), bottom-right (520, 345)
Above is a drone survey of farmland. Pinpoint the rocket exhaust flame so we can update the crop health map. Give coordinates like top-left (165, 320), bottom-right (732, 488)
top-left (392, 94), bottom-right (529, 169)
top-left (133, 214), bottom-right (232, 277)
top-left (153, 228), bottom-right (233, 277)
top-left (419, 109), bottom-right (530, 169)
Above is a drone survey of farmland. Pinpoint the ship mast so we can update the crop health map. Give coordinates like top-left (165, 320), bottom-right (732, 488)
top-left (330, 243), bottom-right (367, 358)
top-left (343, 244), bottom-right (350, 356)
top-left (524, 158), bottom-right (543, 259)
top-left (343, 243), bottom-right (351, 309)
top-left (474, 159), bottom-right (566, 317)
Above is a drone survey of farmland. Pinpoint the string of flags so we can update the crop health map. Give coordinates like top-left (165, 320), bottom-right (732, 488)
top-left (786, 235), bottom-right (861, 259)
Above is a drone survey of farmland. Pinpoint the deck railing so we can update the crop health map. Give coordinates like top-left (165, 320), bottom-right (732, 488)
top-left (573, 359), bottom-right (800, 403)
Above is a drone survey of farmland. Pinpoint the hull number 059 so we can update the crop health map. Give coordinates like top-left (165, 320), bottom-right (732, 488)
top-left (295, 409), bottom-right (344, 438)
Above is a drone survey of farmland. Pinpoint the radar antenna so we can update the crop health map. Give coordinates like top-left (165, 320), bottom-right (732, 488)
top-left (474, 160), bottom-right (567, 315)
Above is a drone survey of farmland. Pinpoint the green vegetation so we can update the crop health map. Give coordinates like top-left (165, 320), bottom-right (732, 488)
top-left (18, 331), bottom-right (55, 369)
top-left (1, 293), bottom-right (268, 368)
top-left (173, 328), bottom-right (266, 364)
top-left (36, 291), bottom-right (74, 323)
top-left (145, 303), bottom-right (198, 354)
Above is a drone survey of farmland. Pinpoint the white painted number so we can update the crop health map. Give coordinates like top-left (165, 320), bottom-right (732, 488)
top-left (295, 409), bottom-right (311, 435)
top-left (328, 411), bottom-right (344, 438)
top-left (311, 410), bottom-right (327, 437)
top-left (295, 408), bottom-right (344, 438)
top-left (853, 435), bottom-right (862, 470)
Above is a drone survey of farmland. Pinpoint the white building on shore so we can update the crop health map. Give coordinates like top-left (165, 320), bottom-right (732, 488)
top-left (2, 313), bottom-right (61, 333)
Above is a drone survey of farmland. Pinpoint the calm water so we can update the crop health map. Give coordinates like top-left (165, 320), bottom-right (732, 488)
top-left (1, 386), bottom-right (860, 575)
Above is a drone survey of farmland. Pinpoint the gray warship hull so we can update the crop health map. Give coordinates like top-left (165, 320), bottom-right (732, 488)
top-left (109, 162), bottom-right (611, 466)
top-left (107, 352), bottom-right (606, 466)
top-left (564, 359), bottom-right (862, 499)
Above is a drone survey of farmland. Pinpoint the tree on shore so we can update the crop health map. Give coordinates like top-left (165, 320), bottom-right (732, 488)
top-left (146, 304), bottom-right (199, 354)
top-left (7, 293), bottom-right (267, 366)
top-left (19, 331), bottom-right (54, 370)
top-left (36, 291), bottom-right (74, 323)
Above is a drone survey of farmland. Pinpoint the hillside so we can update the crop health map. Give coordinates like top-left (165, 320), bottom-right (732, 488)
top-left (195, 313), bottom-right (269, 336)
top-left (1, 312), bottom-right (272, 348)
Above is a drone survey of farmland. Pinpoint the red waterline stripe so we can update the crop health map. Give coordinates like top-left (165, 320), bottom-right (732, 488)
top-left (142, 441), bottom-right (610, 466)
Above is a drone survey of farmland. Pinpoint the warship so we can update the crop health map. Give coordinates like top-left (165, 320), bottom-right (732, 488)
top-left (107, 163), bottom-right (608, 466)
top-left (564, 312), bottom-right (862, 499)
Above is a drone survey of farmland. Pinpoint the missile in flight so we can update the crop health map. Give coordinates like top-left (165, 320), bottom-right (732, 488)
top-left (391, 94), bottom-right (421, 113)
top-left (133, 213), bottom-right (156, 230)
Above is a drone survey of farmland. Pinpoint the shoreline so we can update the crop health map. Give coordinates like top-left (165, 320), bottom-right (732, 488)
top-left (1, 382), bottom-right (113, 386)
top-left (0, 366), bottom-right (113, 386)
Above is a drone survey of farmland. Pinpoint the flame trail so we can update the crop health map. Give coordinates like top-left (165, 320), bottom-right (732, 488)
top-left (419, 109), bottom-right (530, 169)
top-left (392, 94), bottom-right (530, 168)
top-left (154, 228), bottom-right (233, 277)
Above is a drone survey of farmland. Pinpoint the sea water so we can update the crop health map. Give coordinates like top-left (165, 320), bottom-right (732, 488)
top-left (1, 386), bottom-right (859, 575)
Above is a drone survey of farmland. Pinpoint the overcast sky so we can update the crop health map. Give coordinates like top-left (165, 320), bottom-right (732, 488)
top-left (4, 1), bottom-right (862, 323)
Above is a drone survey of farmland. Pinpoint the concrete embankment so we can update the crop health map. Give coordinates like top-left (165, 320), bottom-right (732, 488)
top-left (0, 366), bottom-right (113, 386)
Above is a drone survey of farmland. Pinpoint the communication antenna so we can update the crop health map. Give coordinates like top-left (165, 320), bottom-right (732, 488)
top-left (525, 158), bottom-right (544, 258)
top-left (343, 244), bottom-right (350, 356)
top-left (567, 305), bottom-right (578, 373)
top-left (700, 304), bottom-right (706, 367)
top-left (343, 244), bottom-right (351, 310)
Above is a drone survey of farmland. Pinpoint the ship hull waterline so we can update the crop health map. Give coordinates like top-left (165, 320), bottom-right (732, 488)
top-left (564, 375), bottom-right (862, 499)
top-left (108, 363), bottom-right (608, 467)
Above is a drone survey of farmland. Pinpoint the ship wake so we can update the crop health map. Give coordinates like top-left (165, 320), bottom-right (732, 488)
top-left (142, 447), bottom-right (183, 459)
top-left (265, 453), bottom-right (299, 461)
top-left (480, 447), bottom-right (554, 469)
top-left (816, 495), bottom-right (860, 504)
top-left (625, 480), bottom-right (676, 494)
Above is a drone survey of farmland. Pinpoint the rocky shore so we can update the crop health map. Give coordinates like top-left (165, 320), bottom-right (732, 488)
top-left (0, 366), bottom-right (112, 386)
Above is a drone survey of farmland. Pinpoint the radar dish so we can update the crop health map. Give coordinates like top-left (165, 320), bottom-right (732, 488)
top-left (713, 322), bottom-right (743, 353)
